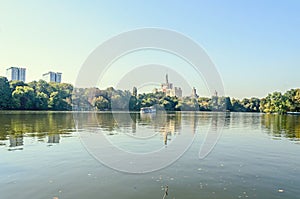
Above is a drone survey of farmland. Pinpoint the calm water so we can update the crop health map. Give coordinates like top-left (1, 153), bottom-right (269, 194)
top-left (0, 111), bottom-right (299, 199)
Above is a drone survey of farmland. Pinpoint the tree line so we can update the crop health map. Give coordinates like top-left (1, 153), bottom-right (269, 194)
top-left (0, 77), bottom-right (73, 110)
top-left (0, 76), bottom-right (299, 113)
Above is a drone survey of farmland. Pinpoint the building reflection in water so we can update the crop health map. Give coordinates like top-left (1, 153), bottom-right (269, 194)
top-left (5, 111), bottom-right (283, 150)
top-left (161, 117), bottom-right (176, 146)
top-left (9, 135), bottom-right (23, 148)
top-left (0, 112), bottom-right (74, 150)
top-left (89, 112), bottom-right (184, 146)
top-left (48, 134), bottom-right (60, 143)
top-left (140, 112), bottom-right (182, 146)
top-left (130, 113), bottom-right (137, 134)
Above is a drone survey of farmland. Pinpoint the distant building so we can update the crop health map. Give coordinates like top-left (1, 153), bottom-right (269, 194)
top-left (214, 90), bottom-right (218, 97)
top-left (174, 87), bottom-right (183, 97)
top-left (161, 74), bottom-right (173, 92)
top-left (191, 87), bottom-right (198, 98)
top-left (6, 67), bottom-right (26, 82)
top-left (132, 86), bottom-right (137, 96)
top-left (159, 74), bottom-right (182, 97)
top-left (42, 71), bottom-right (62, 83)
top-left (166, 87), bottom-right (182, 97)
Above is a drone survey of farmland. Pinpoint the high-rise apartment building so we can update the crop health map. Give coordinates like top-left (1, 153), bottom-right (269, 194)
top-left (6, 67), bottom-right (26, 82)
top-left (42, 71), bottom-right (62, 83)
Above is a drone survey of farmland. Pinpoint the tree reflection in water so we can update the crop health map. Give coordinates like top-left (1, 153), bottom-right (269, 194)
top-left (2, 112), bottom-right (298, 151)
top-left (261, 114), bottom-right (300, 140)
top-left (0, 111), bottom-right (75, 150)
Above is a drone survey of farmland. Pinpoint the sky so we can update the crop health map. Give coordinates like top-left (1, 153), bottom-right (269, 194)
top-left (0, 0), bottom-right (300, 98)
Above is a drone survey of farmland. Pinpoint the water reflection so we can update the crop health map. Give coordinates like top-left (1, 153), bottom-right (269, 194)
top-left (48, 134), bottom-right (60, 143)
top-left (1, 111), bottom-right (299, 151)
top-left (261, 114), bottom-right (300, 140)
top-left (75, 112), bottom-right (184, 146)
top-left (9, 136), bottom-right (23, 147)
top-left (0, 111), bottom-right (75, 150)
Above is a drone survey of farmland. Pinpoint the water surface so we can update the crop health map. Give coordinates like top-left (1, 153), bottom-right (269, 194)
top-left (0, 111), bottom-right (299, 199)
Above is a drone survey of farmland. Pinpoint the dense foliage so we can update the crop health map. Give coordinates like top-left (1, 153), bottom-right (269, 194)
top-left (0, 76), bottom-right (299, 113)
top-left (0, 77), bottom-right (73, 110)
top-left (260, 89), bottom-right (300, 114)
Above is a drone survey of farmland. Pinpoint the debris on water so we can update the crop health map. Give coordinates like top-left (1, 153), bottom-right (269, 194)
top-left (243, 191), bottom-right (249, 197)
top-left (53, 197), bottom-right (59, 199)
top-left (162, 185), bottom-right (168, 199)
top-left (278, 189), bottom-right (284, 193)
top-left (197, 168), bottom-right (202, 171)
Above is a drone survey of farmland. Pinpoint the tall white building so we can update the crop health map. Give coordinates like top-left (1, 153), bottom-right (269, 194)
top-left (159, 74), bottom-right (182, 97)
top-left (42, 71), bottom-right (62, 83)
top-left (6, 67), bottom-right (26, 82)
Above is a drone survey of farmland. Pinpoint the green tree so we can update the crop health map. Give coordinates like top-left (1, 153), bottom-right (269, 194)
top-left (260, 92), bottom-right (288, 114)
top-left (198, 97), bottom-right (210, 111)
top-left (218, 97), bottom-right (232, 111)
top-left (36, 80), bottom-right (51, 96)
top-left (129, 96), bottom-right (139, 111)
top-left (72, 88), bottom-right (93, 111)
top-left (0, 77), bottom-right (12, 109)
top-left (176, 97), bottom-right (198, 111)
top-left (249, 98), bottom-right (260, 112)
top-left (159, 96), bottom-right (177, 111)
top-left (10, 80), bottom-right (27, 91)
top-left (284, 89), bottom-right (300, 112)
top-left (93, 96), bottom-right (110, 111)
top-left (231, 98), bottom-right (245, 112)
top-left (12, 86), bottom-right (35, 109)
top-left (48, 91), bottom-right (71, 110)
top-left (35, 92), bottom-right (49, 110)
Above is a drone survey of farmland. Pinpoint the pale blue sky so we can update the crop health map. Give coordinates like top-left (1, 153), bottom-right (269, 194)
top-left (0, 0), bottom-right (299, 98)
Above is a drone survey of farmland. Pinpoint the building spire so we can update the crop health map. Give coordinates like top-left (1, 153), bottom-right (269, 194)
top-left (214, 90), bottom-right (218, 97)
top-left (166, 73), bottom-right (169, 84)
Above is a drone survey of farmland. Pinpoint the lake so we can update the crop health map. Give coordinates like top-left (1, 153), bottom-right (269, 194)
top-left (0, 111), bottom-right (299, 199)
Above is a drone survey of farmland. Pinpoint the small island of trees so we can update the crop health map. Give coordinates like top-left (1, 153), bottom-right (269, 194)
top-left (0, 76), bottom-right (299, 114)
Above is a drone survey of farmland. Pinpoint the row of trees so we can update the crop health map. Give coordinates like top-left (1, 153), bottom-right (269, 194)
top-left (0, 77), bottom-right (73, 110)
top-left (72, 85), bottom-right (261, 112)
top-left (260, 89), bottom-right (300, 114)
top-left (1, 76), bottom-right (299, 113)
